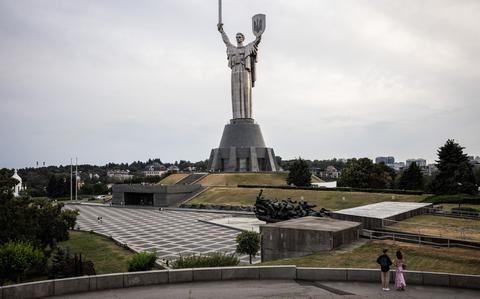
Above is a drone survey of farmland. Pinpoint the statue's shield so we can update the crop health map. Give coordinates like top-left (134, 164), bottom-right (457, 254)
top-left (252, 14), bottom-right (266, 37)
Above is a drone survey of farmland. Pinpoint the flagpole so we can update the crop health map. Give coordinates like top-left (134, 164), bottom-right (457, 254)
top-left (218, 0), bottom-right (222, 24)
top-left (75, 157), bottom-right (78, 201)
top-left (70, 158), bottom-right (73, 201)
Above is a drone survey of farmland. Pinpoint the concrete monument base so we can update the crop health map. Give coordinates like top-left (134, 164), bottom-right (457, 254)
top-left (260, 217), bottom-right (362, 262)
top-left (208, 118), bottom-right (279, 172)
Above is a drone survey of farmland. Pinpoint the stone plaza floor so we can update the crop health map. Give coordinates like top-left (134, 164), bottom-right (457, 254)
top-left (53, 280), bottom-right (480, 299)
top-left (67, 204), bottom-right (259, 263)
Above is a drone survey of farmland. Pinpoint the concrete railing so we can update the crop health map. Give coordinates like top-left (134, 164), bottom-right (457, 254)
top-left (1, 266), bottom-right (479, 299)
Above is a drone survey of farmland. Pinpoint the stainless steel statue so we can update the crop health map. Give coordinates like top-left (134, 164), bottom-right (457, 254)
top-left (217, 1), bottom-right (266, 119)
top-left (208, 2), bottom-right (278, 173)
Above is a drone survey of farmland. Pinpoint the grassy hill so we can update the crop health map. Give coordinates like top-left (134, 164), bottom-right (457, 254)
top-left (189, 187), bottom-right (427, 211)
top-left (196, 173), bottom-right (323, 187)
top-left (262, 239), bottom-right (480, 275)
top-left (158, 173), bottom-right (190, 185)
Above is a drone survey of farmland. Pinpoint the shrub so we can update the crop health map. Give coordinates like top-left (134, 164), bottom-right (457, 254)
top-left (0, 241), bottom-right (46, 284)
top-left (61, 209), bottom-right (79, 230)
top-left (127, 251), bottom-right (157, 272)
top-left (173, 252), bottom-right (239, 269)
top-left (49, 247), bottom-right (95, 279)
top-left (236, 231), bottom-right (260, 264)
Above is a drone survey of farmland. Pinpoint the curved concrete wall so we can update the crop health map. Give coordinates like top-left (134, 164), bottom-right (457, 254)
top-left (2, 266), bottom-right (479, 299)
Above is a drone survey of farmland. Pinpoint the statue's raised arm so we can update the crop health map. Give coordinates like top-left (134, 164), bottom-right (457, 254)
top-left (217, 23), bottom-right (233, 48)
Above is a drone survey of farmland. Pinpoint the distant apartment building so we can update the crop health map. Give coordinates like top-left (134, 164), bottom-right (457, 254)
top-left (390, 162), bottom-right (405, 171)
top-left (468, 156), bottom-right (480, 165)
top-left (406, 159), bottom-right (427, 168)
top-left (375, 156), bottom-right (395, 164)
top-left (426, 164), bottom-right (438, 176)
top-left (143, 163), bottom-right (167, 177)
top-left (375, 156), bottom-right (405, 171)
top-left (311, 166), bottom-right (340, 179)
top-left (167, 165), bottom-right (180, 172)
top-left (88, 173), bottom-right (100, 180)
top-left (107, 170), bottom-right (133, 181)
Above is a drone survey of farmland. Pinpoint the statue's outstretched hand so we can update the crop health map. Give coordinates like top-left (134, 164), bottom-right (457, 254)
top-left (217, 23), bottom-right (224, 33)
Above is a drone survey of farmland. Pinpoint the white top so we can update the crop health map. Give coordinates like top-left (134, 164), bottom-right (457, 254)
top-left (11, 169), bottom-right (22, 183)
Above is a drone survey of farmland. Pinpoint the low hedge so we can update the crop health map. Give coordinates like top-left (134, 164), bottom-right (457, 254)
top-left (237, 185), bottom-right (425, 195)
top-left (173, 252), bottom-right (239, 269)
top-left (423, 194), bottom-right (480, 204)
top-left (451, 207), bottom-right (479, 217)
top-left (127, 251), bottom-right (157, 272)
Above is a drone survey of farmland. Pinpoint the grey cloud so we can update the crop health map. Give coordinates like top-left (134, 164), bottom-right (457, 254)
top-left (1, 0), bottom-right (479, 168)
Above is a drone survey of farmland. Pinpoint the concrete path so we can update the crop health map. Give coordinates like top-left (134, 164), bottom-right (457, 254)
top-left (53, 280), bottom-right (480, 299)
top-left (67, 205), bottom-right (260, 263)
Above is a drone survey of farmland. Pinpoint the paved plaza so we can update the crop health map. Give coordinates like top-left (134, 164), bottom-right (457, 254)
top-left (68, 204), bottom-right (258, 263)
top-left (53, 280), bottom-right (480, 299)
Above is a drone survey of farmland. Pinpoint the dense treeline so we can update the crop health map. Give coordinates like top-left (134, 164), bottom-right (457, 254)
top-left (14, 158), bottom-right (209, 198)
top-left (285, 139), bottom-right (478, 195)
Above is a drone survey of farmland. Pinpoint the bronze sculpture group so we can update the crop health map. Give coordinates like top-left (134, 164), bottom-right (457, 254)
top-left (254, 190), bottom-right (330, 223)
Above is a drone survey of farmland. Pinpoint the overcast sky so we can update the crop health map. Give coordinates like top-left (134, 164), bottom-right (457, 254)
top-left (1, 0), bottom-right (479, 168)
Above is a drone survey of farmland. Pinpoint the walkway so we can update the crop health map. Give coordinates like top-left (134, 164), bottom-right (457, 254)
top-left (53, 280), bottom-right (480, 299)
top-left (68, 205), bottom-right (258, 263)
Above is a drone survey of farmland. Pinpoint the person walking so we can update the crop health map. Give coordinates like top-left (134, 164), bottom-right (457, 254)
top-left (395, 250), bottom-right (406, 291)
top-left (376, 249), bottom-right (393, 291)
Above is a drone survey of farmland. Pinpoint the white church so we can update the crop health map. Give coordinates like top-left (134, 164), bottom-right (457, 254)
top-left (11, 169), bottom-right (24, 197)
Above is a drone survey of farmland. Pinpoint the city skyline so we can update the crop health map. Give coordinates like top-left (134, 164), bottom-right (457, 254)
top-left (1, 0), bottom-right (479, 168)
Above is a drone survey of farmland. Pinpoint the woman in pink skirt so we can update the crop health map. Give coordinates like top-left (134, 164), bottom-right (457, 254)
top-left (395, 250), bottom-right (406, 291)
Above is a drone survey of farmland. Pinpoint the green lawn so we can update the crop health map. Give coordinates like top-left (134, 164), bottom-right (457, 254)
top-left (196, 173), bottom-right (289, 186)
top-left (57, 231), bottom-right (136, 274)
top-left (158, 173), bottom-right (189, 185)
top-left (189, 187), bottom-right (427, 211)
top-left (195, 173), bottom-right (324, 187)
top-left (262, 240), bottom-right (480, 275)
top-left (388, 215), bottom-right (480, 242)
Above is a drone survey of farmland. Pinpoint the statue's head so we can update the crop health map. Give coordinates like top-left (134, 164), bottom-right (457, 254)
top-left (236, 33), bottom-right (245, 44)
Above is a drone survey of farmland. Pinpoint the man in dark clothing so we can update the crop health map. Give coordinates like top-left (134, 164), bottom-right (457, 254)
top-left (376, 248), bottom-right (393, 291)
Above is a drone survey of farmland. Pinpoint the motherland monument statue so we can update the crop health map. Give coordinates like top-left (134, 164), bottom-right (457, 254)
top-left (208, 0), bottom-right (279, 172)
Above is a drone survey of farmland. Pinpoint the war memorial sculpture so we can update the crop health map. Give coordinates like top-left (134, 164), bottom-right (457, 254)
top-left (254, 190), bottom-right (331, 223)
top-left (208, 1), bottom-right (279, 172)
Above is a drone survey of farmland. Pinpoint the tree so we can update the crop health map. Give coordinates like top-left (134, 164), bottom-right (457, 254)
top-left (286, 158), bottom-right (312, 187)
top-left (338, 158), bottom-right (394, 189)
top-left (0, 241), bottom-right (46, 284)
top-left (430, 139), bottom-right (477, 195)
top-left (46, 175), bottom-right (71, 198)
top-left (49, 247), bottom-right (95, 278)
top-left (372, 162), bottom-right (396, 189)
top-left (0, 168), bottom-right (16, 195)
top-left (50, 247), bottom-right (68, 279)
top-left (61, 209), bottom-right (79, 230)
top-left (398, 162), bottom-right (424, 190)
top-left (0, 170), bottom-right (75, 249)
top-left (236, 231), bottom-right (260, 264)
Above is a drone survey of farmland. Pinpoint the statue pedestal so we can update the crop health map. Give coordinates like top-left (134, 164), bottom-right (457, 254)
top-left (208, 118), bottom-right (279, 172)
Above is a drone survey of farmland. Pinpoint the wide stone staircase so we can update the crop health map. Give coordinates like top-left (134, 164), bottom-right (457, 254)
top-left (175, 172), bottom-right (208, 185)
